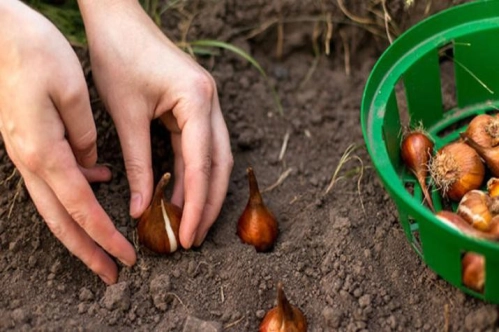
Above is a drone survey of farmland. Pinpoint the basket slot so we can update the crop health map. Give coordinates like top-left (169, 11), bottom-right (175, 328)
top-left (439, 45), bottom-right (457, 111)
top-left (382, 90), bottom-right (402, 171)
top-left (403, 48), bottom-right (443, 127)
top-left (454, 29), bottom-right (499, 108)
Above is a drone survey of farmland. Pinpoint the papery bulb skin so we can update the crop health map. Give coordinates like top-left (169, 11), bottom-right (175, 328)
top-left (462, 253), bottom-right (485, 293)
top-left (237, 167), bottom-right (278, 252)
top-left (457, 190), bottom-right (492, 231)
top-left (487, 178), bottom-right (499, 198)
top-left (137, 173), bottom-right (183, 254)
top-left (400, 131), bottom-right (434, 211)
top-left (487, 178), bottom-right (499, 214)
top-left (259, 282), bottom-right (307, 332)
top-left (429, 142), bottom-right (485, 201)
top-left (436, 211), bottom-right (499, 241)
top-left (461, 132), bottom-right (499, 177)
top-left (465, 114), bottom-right (499, 148)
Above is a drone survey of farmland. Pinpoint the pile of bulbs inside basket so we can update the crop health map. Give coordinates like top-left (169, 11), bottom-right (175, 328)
top-left (401, 113), bottom-right (499, 293)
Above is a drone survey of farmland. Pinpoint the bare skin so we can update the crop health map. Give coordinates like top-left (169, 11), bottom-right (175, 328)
top-left (0, 0), bottom-right (233, 284)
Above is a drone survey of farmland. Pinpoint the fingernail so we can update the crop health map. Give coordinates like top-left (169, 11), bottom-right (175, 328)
top-left (194, 231), bottom-right (208, 247)
top-left (119, 258), bottom-right (134, 267)
top-left (130, 192), bottom-right (142, 217)
top-left (99, 274), bottom-right (113, 285)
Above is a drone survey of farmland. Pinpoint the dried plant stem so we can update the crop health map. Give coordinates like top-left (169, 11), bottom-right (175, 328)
top-left (8, 177), bottom-right (24, 220)
top-left (381, 0), bottom-right (393, 44)
top-left (340, 30), bottom-right (351, 76)
top-left (278, 130), bottom-right (291, 161)
top-left (337, 0), bottom-right (374, 25)
top-left (262, 168), bottom-right (293, 193)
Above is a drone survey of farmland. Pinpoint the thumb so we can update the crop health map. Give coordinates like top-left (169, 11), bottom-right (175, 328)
top-left (112, 109), bottom-right (153, 218)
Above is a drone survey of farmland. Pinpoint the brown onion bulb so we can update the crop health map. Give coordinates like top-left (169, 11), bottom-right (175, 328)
top-left (487, 178), bottom-right (499, 198)
top-left (237, 167), bottom-right (278, 252)
top-left (462, 253), bottom-right (485, 293)
top-left (465, 113), bottom-right (499, 147)
top-left (137, 173), bottom-right (182, 254)
top-left (400, 131), bottom-right (434, 211)
top-left (435, 211), bottom-right (499, 241)
top-left (259, 282), bottom-right (307, 332)
top-left (461, 132), bottom-right (499, 177)
top-left (457, 190), bottom-right (493, 231)
top-left (429, 142), bottom-right (485, 201)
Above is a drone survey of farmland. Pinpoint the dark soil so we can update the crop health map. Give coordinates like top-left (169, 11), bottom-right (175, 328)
top-left (1, 1), bottom-right (497, 331)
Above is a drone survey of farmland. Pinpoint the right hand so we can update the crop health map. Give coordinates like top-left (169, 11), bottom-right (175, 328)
top-left (0, 0), bottom-right (136, 284)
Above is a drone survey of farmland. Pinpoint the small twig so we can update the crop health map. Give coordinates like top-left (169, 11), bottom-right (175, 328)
top-left (339, 30), bottom-right (351, 76)
top-left (445, 54), bottom-right (494, 95)
top-left (166, 292), bottom-right (187, 310)
top-left (278, 130), bottom-right (291, 161)
top-left (336, 0), bottom-right (375, 25)
top-left (8, 177), bottom-right (24, 220)
top-left (275, 0), bottom-right (284, 60)
top-left (324, 12), bottom-right (333, 56)
top-left (220, 286), bottom-right (225, 303)
top-left (262, 167), bottom-right (293, 193)
top-left (299, 56), bottom-right (321, 89)
top-left (0, 168), bottom-right (18, 186)
top-left (325, 144), bottom-right (359, 194)
top-left (223, 316), bottom-right (246, 330)
top-left (381, 0), bottom-right (393, 44)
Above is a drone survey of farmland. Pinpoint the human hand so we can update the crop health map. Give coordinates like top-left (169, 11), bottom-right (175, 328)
top-left (0, 0), bottom-right (136, 284)
top-left (78, 0), bottom-right (233, 248)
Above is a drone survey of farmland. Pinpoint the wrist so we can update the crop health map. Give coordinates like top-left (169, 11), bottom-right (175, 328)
top-left (77, 0), bottom-right (138, 19)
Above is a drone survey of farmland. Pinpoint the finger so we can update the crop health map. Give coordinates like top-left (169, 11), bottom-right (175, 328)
top-left (11, 155), bottom-right (119, 284)
top-left (50, 67), bottom-right (98, 169)
top-left (111, 107), bottom-right (153, 218)
top-left (80, 164), bottom-right (112, 183)
top-left (36, 141), bottom-right (137, 267)
top-left (194, 95), bottom-right (233, 246)
top-left (176, 104), bottom-right (212, 249)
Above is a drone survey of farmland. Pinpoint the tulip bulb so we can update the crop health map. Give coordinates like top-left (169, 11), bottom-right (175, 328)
top-left (465, 113), bottom-right (499, 148)
top-left (435, 211), bottom-right (499, 242)
top-left (400, 130), bottom-right (434, 211)
top-left (462, 253), bottom-right (485, 293)
top-left (237, 167), bottom-right (278, 252)
top-left (461, 132), bottom-right (499, 177)
top-left (259, 282), bottom-right (307, 332)
top-left (456, 190), bottom-right (492, 231)
top-left (137, 173), bottom-right (182, 254)
top-left (429, 141), bottom-right (485, 201)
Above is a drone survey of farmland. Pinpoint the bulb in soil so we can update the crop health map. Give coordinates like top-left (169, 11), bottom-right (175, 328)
top-left (137, 173), bottom-right (182, 254)
top-left (237, 167), bottom-right (278, 252)
top-left (429, 141), bottom-right (485, 201)
top-left (259, 282), bottom-right (307, 332)
top-left (400, 130), bottom-right (434, 211)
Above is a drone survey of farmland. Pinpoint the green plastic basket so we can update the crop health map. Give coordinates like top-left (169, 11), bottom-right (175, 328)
top-left (361, 0), bottom-right (499, 302)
